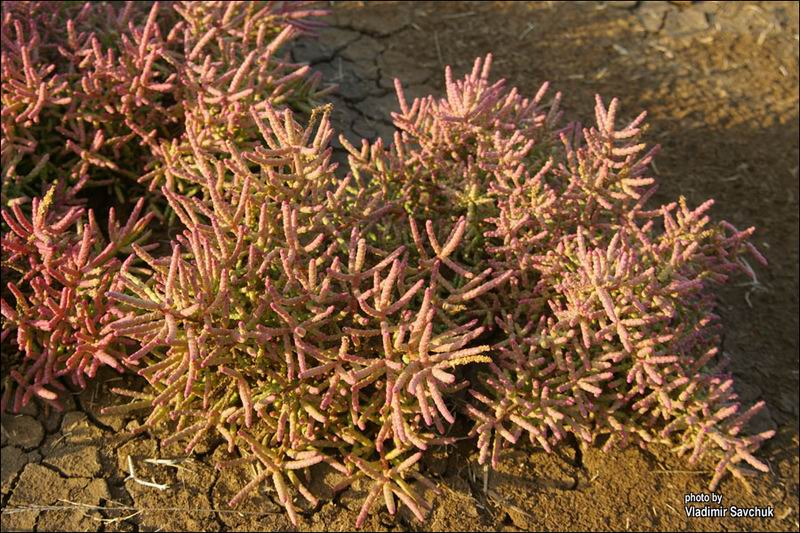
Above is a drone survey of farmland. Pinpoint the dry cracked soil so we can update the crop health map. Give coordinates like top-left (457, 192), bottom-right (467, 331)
top-left (1, 1), bottom-right (799, 531)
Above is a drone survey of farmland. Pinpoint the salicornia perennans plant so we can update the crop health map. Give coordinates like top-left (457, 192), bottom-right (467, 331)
top-left (1, 0), bottom-right (331, 205)
top-left (104, 104), bottom-right (506, 525)
top-left (1, 0), bottom-right (330, 410)
top-left (0, 1), bottom-right (776, 525)
top-left (344, 54), bottom-right (774, 500)
top-left (1, 186), bottom-right (153, 412)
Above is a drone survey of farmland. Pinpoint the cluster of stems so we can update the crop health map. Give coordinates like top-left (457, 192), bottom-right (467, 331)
top-left (0, 4), bottom-right (776, 526)
top-left (1, 1), bottom-right (329, 411)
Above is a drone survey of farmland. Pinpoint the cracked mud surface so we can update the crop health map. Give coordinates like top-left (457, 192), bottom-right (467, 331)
top-left (2, 1), bottom-right (798, 531)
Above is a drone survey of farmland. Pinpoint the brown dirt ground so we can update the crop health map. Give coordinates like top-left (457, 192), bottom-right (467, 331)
top-left (2, 1), bottom-right (798, 531)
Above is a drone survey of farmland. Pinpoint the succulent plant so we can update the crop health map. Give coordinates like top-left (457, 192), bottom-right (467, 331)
top-left (1, 0), bottom-right (332, 207)
top-left (347, 54), bottom-right (774, 496)
top-left (1, 184), bottom-right (153, 412)
top-left (0, 3), bottom-right (776, 524)
top-left (1, 0), bottom-right (332, 411)
top-left (102, 103), bottom-right (510, 525)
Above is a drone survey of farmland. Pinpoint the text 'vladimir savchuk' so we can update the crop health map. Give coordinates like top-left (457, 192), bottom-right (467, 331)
top-left (684, 492), bottom-right (775, 518)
